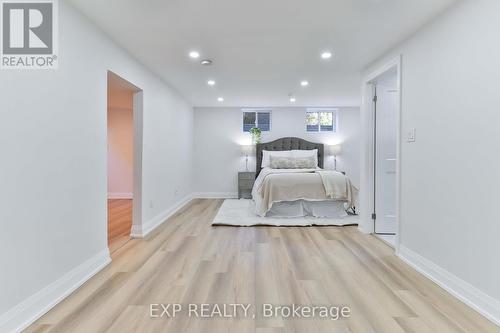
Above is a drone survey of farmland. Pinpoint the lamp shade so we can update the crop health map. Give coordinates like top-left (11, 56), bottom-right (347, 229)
top-left (241, 145), bottom-right (256, 156)
top-left (327, 144), bottom-right (342, 156)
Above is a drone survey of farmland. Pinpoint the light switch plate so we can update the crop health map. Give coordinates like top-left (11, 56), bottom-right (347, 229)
top-left (407, 128), bottom-right (416, 142)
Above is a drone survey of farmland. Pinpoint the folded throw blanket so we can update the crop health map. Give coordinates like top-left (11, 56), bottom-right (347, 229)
top-left (316, 170), bottom-right (357, 210)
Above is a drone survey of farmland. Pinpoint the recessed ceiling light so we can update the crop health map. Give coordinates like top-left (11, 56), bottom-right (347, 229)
top-left (207, 80), bottom-right (216, 86)
top-left (189, 51), bottom-right (200, 59)
top-left (201, 59), bottom-right (212, 65)
top-left (321, 51), bottom-right (332, 59)
top-left (300, 80), bottom-right (309, 87)
top-left (290, 97), bottom-right (296, 103)
top-left (217, 97), bottom-right (224, 102)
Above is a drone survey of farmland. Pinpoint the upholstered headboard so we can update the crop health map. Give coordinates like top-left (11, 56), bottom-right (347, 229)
top-left (256, 137), bottom-right (324, 177)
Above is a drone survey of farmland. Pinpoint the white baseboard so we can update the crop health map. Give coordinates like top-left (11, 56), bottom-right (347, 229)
top-left (193, 192), bottom-right (238, 199)
top-left (0, 249), bottom-right (111, 333)
top-left (130, 194), bottom-right (194, 238)
top-left (398, 246), bottom-right (500, 326)
top-left (107, 192), bottom-right (133, 199)
top-left (130, 192), bottom-right (236, 238)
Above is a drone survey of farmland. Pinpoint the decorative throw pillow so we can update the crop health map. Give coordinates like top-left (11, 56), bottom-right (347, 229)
top-left (269, 156), bottom-right (316, 169)
top-left (291, 149), bottom-right (318, 167)
top-left (261, 150), bottom-right (292, 168)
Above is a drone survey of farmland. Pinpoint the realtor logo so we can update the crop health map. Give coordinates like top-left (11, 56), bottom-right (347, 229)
top-left (1, 0), bottom-right (58, 69)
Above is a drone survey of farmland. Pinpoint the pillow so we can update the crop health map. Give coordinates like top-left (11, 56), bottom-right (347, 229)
top-left (261, 150), bottom-right (292, 168)
top-left (269, 156), bottom-right (317, 169)
top-left (291, 149), bottom-right (318, 167)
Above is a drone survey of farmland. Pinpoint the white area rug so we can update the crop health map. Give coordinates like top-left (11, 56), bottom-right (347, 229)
top-left (212, 199), bottom-right (359, 227)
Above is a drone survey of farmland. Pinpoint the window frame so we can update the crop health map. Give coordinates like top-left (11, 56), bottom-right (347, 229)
top-left (305, 108), bottom-right (338, 133)
top-left (242, 109), bottom-right (272, 132)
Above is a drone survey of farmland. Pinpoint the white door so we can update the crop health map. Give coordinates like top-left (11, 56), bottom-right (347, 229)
top-left (375, 79), bottom-right (398, 234)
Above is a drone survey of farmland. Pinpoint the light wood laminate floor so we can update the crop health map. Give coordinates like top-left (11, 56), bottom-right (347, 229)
top-left (108, 199), bottom-right (132, 253)
top-left (26, 199), bottom-right (499, 333)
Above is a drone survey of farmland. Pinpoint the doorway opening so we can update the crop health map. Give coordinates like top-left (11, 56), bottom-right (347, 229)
top-left (107, 71), bottom-right (143, 253)
top-left (361, 57), bottom-right (401, 250)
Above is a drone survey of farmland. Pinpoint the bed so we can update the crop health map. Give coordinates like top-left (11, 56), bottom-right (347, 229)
top-left (251, 137), bottom-right (358, 220)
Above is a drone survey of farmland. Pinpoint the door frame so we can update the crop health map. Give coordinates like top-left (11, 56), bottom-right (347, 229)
top-left (359, 56), bottom-right (402, 253)
top-left (106, 71), bottom-right (144, 252)
top-left (131, 90), bottom-right (144, 237)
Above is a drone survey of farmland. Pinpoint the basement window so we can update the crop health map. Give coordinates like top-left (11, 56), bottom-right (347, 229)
top-left (242, 110), bottom-right (271, 132)
top-left (306, 109), bottom-right (337, 132)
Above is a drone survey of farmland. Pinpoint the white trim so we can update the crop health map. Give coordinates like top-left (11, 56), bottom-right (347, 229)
top-left (398, 246), bottom-right (500, 326)
top-left (130, 191), bottom-right (238, 239)
top-left (0, 249), bottom-right (111, 333)
top-left (359, 55), bottom-right (402, 254)
top-left (107, 192), bottom-right (133, 199)
top-left (131, 90), bottom-right (144, 234)
top-left (374, 234), bottom-right (396, 249)
top-left (130, 194), bottom-right (194, 238)
top-left (193, 192), bottom-right (238, 199)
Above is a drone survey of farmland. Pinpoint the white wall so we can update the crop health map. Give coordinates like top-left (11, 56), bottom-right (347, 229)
top-left (363, 0), bottom-right (500, 321)
top-left (107, 108), bottom-right (134, 197)
top-left (193, 107), bottom-right (360, 196)
top-left (107, 89), bottom-right (134, 197)
top-left (0, 2), bottom-right (193, 331)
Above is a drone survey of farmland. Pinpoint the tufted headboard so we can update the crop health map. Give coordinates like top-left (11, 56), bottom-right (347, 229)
top-left (256, 137), bottom-right (324, 177)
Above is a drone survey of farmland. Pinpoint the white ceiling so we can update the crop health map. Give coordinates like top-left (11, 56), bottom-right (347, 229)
top-left (68, 0), bottom-right (456, 107)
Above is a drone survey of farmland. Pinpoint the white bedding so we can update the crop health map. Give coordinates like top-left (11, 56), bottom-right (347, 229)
top-left (258, 198), bottom-right (348, 218)
top-left (252, 167), bottom-right (357, 218)
top-left (261, 149), bottom-right (318, 168)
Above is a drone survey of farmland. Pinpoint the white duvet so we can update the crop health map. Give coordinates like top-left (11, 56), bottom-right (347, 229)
top-left (252, 167), bottom-right (357, 217)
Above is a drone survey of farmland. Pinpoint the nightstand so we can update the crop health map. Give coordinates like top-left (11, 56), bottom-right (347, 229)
top-left (238, 172), bottom-right (256, 199)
